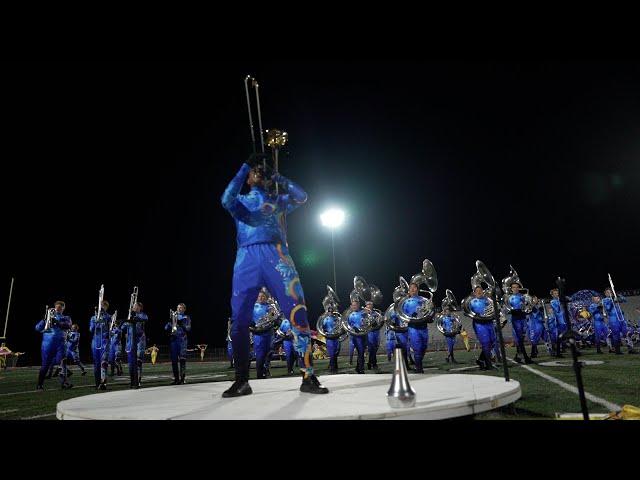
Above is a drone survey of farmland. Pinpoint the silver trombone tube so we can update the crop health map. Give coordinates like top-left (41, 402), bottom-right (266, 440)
top-left (244, 75), bottom-right (257, 154)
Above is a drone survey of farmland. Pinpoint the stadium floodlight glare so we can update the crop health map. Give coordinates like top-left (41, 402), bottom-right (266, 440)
top-left (320, 209), bottom-right (345, 230)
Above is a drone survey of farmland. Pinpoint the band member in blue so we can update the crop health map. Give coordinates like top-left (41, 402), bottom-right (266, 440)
top-left (603, 288), bottom-right (636, 354)
top-left (321, 310), bottom-right (342, 374)
top-left (122, 301), bottom-right (148, 388)
top-left (388, 308), bottom-right (410, 368)
top-left (364, 301), bottom-right (380, 370)
top-left (550, 288), bottom-right (568, 355)
top-left (109, 322), bottom-right (123, 376)
top-left (89, 300), bottom-right (112, 390)
top-left (277, 317), bottom-right (297, 374)
top-left (385, 325), bottom-right (395, 361)
top-left (165, 303), bottom-right (192, 384)
top-left (221, 157), bottom-right (328, 396)
top-left (250, 291), bottom-right (274, 379)
top-left (65, 324), bottom-right (87, 375)
top-left (527, 297), bottom-right (546, 358)
top-left (469, 287), bottom-right (497, 370)
top-left (507, 283), bottom-right (534, 364)
top-left (403, 283), bottom-right (429, 373)
top-left (348, 336), bottom-right (356, 366)
top-left (588, 295), bottom-right (608, 354)
top-left (226, 319), bottom-right (234, 368)
top-left (347, 300), bottom-right (367, 374)
top-left (35, 301), bottom-right (73, 390)
top-left (439, 306), bottom-right (460, 364)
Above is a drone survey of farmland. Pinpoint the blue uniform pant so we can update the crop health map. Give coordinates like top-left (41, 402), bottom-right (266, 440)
top-left (350, 335), bottom-right (366, 371)
top-left (367, 330), bottom-right (380, 367)
top-left (393, 331), bottom-right (409, 366)
top-left (253, 332), bottom-right (272, 378)
top-left (227, 342), bottom-right (233, 362)
top-left (126, 327), bottom-right (145, 384)
top-left (529, 323), bottom-right (544, 344)
top-left (230, 243), bottom-right (313, 379)
top-left (349, 337), bottom-right (355, 363)
top-left (609, 319), bottom-right (622, 346)
top-left (92, 338), bottom-right (109, 386)
top-left (170, 335), bottom-right (188, 380)
top-left (511, 317), bottom-right (527, 346)
top-left (473, 321), bottom-right (495, 366)
top-left (283, 339), bottom-right (295, 372)
top-left (327, 338), bottom-right (341, 370)
top-left (594, 321), bottom-right (608, 346)
top-left (445, 336), bottom-right (456, 356)
top-left (38, 335), bottom-right (67, 386)
top-left (408, 327), bottom-right (428, 371)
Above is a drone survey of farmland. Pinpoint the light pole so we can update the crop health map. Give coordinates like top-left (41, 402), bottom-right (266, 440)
top-left (320, 209), bottom-right (345, 293)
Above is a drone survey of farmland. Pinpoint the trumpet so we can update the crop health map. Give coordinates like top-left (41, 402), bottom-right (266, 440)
top-left (43, 306), bottom-right (56, 330)
top-left (169, 309), bottom-right (178, 335)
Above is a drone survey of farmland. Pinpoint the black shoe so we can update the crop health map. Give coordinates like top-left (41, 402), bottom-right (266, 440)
top-left (98, 383), bottom-right (107, 391)
top-left (367, 363), bottom-right (371, 370)
top-left (130, 384), bottom-right (139, 389)
top-left (300, 375), bottom-right (329, 394)
top-left (171, 379), bottom-right (179, 385)
top-left (36, 384), bottom-right (44, 391)
top-left (81, 370), bottom-right (87, 376)
top-left (61, 383), bottom-right (73, 390)
top-left (513, 355), bottom-right (523, 364)
top-left (222, 379), bottom-right (252, 398)
top-left (445, 356), bottom-right (450, 363)
top-left (264, 368), bottom-right (271, 378)
top-left (628, 349), bottom-right (638, 354)
top-left (524, 357), bottom-right (534, 364)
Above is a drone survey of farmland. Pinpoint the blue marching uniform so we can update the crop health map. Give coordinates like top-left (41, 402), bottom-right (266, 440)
top-left (611, 295), bottom-right (636, 352)
top-left (222, 163), bottom-right (315, 382)
top-left (385, 326), bottom-right (396, 361)
top-left (367, 327), bottom-right (380, 369)
top-left (65, 331), bottom-right (87, 374)
top-left (403, 296), bottom-right (429, 373)
top-left (388, 309), bottom-right (410, 367)
top-left (551, 298), bottom-right (568, 354)
top-left (278, 318), bottom-right (296, 373)
top-left (165, 313), bottom-right (192, 383)
top-left (527, 305), bottom-right (546, 357)
top-left (347, 309), bottom-right (367, 373)
top-left (322, 314), bottom-right (342, 373)
top-left (89, 310), bottom-right (112, 388)
top-left (470, 296), bottom-right (496, 370)
top-left (35, 313), bottom-right (72, 388)
top-left (108, 326), bottom-right (123, 375)
top-left (348, 336), bottom-right (356, 365)
top-left (603, 296), bottom-right (634, 353)
top-left (440, 315), bottom-right (459, 362)
top-left (122, 311), bottom-right (148, 387)
top-left (507, 293), bottom-right (532, 363)
top-left (250, 302), bottom-right (273, 379)
top-left (588, 303), bottom-right (608, 352)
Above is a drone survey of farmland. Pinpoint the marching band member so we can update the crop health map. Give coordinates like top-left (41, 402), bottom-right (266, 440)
top-left (507, 283), bottom-right (533, 364)
top-left (35, 301), bottom-right (73, 390)
top-left (439, 306), bottom-right (460, 364)
top-left (348, 336), bottom-right (356, 366)
top-left (122, 301), bottom-right (148, 389)
top-left (221, 156), bottom-right (328, 396)
top-left (364, 301), bottom-right (380, 370)
top-left (277, 317), bottom-right (297, 374)
top-left (196, 344), bottom-right (208, 362)
top-left (550, 288), bottom-right (568, 355)
top-left (403, 282), bottom-right (429, 373)
top-left (346, 299), bottom-right (367, 374)
top-left (603, 288), bottom-right (636, 354)
top-left (527, 297), bottom-right (546, 358)
top-left (250, 292), bottom-right (274, 379)
top-left (165, 303), bottom-right (192, 384)
top-left (469, 287), bottom-right (497, 371)
top-left (385, 325), bottom-right (395, 361)
top-left (89, 300), bottom-right (112, 390)
top-left (109, 323), bottom-right (123, 376)
top-left (321, 310), bottom-right (342, 374)
top-left (65, 324), bottom-right (87, 376)
top-left (588, 295), bottom-right (608, 354)
top-left (388, 308), bottom-right (410, 368)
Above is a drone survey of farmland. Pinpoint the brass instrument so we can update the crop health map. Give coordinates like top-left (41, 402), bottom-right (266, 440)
top-left (169, 309), bottom-right (178, 335)
top-left (461, 260), bottom-right (498, 323)
top-left (501, 266), bottom-right (534, 314)
top-left (43, 305), bottom-right (56, 330)
top-left (94, 284), bottom-right (106, 350)
top-left (109, 309), bottom-right (118, 332)
top-left (384, 276), bottom-right (410, 332)
top-left (127, 286), bottom-right (138, 321)
top-left (125, 286), bottom-right (139, 355)
top-left (316, 285), bottom-right (347, 341)
top-left (249, 288), bottom-right (283, 334)
top-left (436, 289), bottom-right (463, 336)
top-left (340, 276), bottom-right (383, 337)
top-left (393, 259), bottom-right (438, 326)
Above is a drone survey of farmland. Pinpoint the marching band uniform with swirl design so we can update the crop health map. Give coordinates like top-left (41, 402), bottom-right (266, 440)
top-left (403, 295), bottom-right (429, 373)
top-left (165, 312), bottom-right (192, 384)
top-left (90, 309), bottom-right (112, 388)
top-left (469, 296), bottom-right (496, 370)
top-left (222, 163), bottom-right (327, 395)
top-left (122, 311), bottom-right (148, 388)
top-left (347, 309), bottom-right (367, 374)
top-left (250, 302), bottom-right (273, 379)
top-left (35, 311), bottom-right (72, 389)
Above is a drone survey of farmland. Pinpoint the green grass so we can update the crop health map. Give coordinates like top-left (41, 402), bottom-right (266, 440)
top-left (1, 346), bottom-right (638, 420)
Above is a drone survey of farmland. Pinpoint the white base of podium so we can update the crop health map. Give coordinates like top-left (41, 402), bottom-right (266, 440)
top-left (56, 373), bottom-right (521, 420)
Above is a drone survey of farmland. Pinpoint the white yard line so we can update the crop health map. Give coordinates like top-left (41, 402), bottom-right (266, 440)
top-left (20, 412), bottom-right (56, 419)
top-left (507, 357), bottom-right (622, 412)
top-left (0, 408), bottom-right (19, 414)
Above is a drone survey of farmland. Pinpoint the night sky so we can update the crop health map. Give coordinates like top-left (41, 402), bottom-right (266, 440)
top-left (3, 60), bottom-right (639, 361)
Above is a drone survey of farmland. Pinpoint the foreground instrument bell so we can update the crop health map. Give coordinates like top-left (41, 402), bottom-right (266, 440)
top-left (387, 347), bottom-right (416, 408)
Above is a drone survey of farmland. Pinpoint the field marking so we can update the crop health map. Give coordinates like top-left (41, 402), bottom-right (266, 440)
top-left (20, 412), bottom-right (56, 419)
top-left (507, 357), bottom-right (622, 412)
top-left (450, 366), bottom-right (480, 372)
top-left (0, 409), bottom-right (19, 414)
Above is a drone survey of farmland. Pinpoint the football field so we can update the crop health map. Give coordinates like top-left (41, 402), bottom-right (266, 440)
top-left (1, 346), bottom-right (638, 420)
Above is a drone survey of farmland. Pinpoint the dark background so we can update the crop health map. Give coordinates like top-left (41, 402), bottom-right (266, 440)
top-left (2, 60), bottom-right (639, 362)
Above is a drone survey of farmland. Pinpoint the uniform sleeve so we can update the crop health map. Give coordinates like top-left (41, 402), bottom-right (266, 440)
top-left (89, 316), bottom-right (96, 333)
top-left (35, 320), bottom-right (45, 333)
top-left (164, 322), bottom-right (172, 332)
top-left (221, 164), bottom-right (253, 221)
top-left (184, 316), bottom-right (192, 332)
top-left (276, 174), bottom-right (308, 215)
